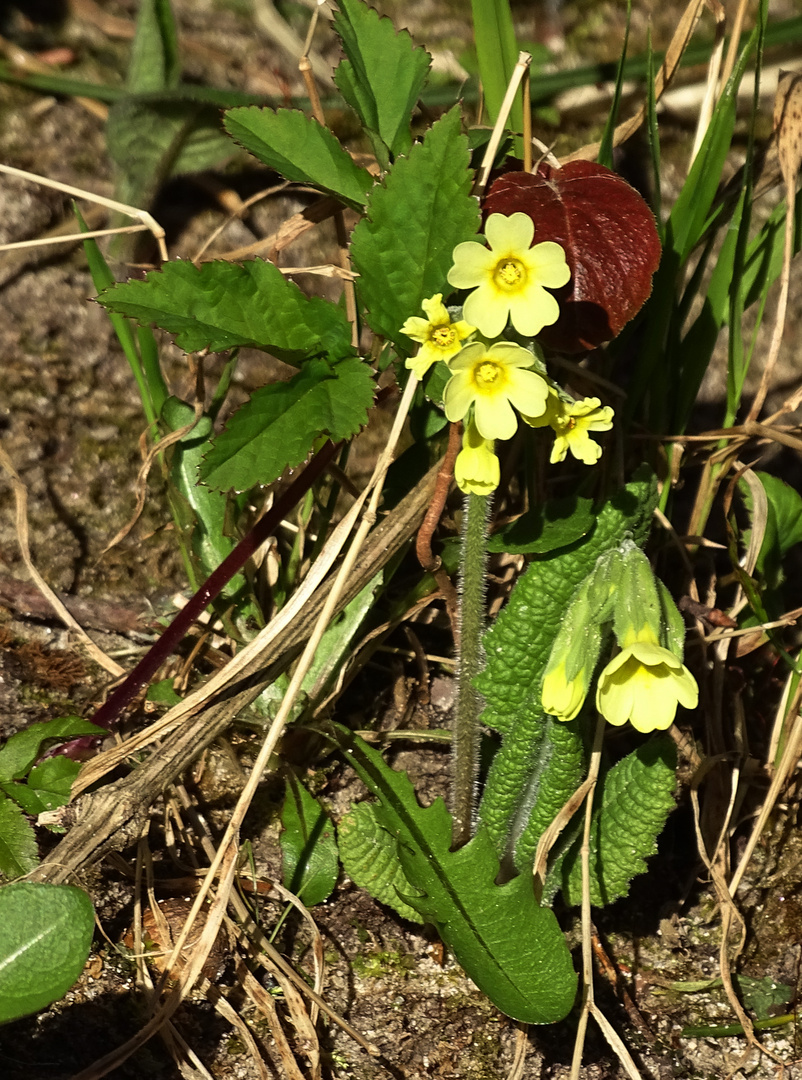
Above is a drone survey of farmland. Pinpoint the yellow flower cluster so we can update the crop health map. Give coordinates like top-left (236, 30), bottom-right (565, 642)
top-left (400, 213), bottom-right (615, 495)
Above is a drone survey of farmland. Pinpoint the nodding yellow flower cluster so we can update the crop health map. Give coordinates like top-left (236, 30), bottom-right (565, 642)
top-left (400, 213), bottom-right (615, 495)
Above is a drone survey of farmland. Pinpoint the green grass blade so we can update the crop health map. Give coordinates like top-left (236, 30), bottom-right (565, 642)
top-left (597, 0), bottom-right (632, 168)
top-left (470, 0), bottom-right (522, 145)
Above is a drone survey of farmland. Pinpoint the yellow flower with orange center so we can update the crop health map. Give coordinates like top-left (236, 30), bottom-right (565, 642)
top-left (443, 341), bottom-right (549, 441)
top-left (447, 213), bottom-right (570, 339)
top-left (400, 294), bottom-right (475, 378)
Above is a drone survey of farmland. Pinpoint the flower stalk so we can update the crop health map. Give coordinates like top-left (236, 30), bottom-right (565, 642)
top-left (452, 490), bottom-right (491, 848)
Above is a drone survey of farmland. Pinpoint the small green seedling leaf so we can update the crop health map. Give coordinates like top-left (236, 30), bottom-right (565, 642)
top-left (560, 735), bottom-right (677, 907)
top-left (0, 797), bottom-right (39, 879)
top-left (224, 107), bottom-right (374, 207)
top-left (0, 882), bottom-right (94, 1022)
top-left (281, 776), bottom-right (339, 906)
top-left (97, 259), bottom-right (354, 362)
top-left (200, 356), bottom-right (374, 492)
top-left (350, 105), bottom-right (479, 345)
top-left (338, 801), bottom-right (424, 923)
top-left (333, 0), bottom-right (431, 166)
top-left (487, 495), bottom-right (596, 554)
top-left (0, 717), bottom-right (105, 783)
top-left (5, 757), bottom-right (80, 816)
top-left (146, 677), bottom-right (183, 707)
top-left (330, 725), bottom-right (577, 1024)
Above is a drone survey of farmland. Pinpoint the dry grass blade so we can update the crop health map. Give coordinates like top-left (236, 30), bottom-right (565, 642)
top-left (0, 442), bottom-right (124, 677)
top-left (100, 407), bottom-right (203, 556)
top-left (0, 163), bottom-right (167, 262)
top-left (207, 987), bottom-right (272, 1080)
top-left (688, 0), bottom-right (726, 166)
top-left (240, 965), bottom-right (308, 1080)
top-left (746, 71), bottom-right (802, 423)
top-left (563, 0), bottom-right (707, 162)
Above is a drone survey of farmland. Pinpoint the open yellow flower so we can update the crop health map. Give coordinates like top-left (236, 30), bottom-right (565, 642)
top-left (596, 633), bottom-right (698, 733)
top-left (454, 419), bottom-right (500, 496)
top-left (524, 393), bottom-right (614, 465)
top-left (443, 341), bottom-right (549, 441)
top-left (447, 213), bottom-right (570, 338)
top-left (400, 294), bottom-right (475, 378)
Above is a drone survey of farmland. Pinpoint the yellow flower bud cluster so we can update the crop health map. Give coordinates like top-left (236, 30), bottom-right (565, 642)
top-left (541, 544), bottom-right (698, 734)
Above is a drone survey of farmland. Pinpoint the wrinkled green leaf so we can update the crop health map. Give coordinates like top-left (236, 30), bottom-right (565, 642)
top-left (0, 882), bottom-right (94, 1022)
top-left (477, 469), bottom-right (658, 867)
top-left (224, 107), bottom-right (374, 207)
top-left (0, 717), bottom-right (105, 783)
top-left (338, 801), bottom-right (424, 923)
top-left (560, 735), bottom-right (677, 907)
top-left (199, 356), bottom-right (374, 492)
top-left (487, 495), bottom-right (595, 554)
top-left (350, 106), bottom-right (479, 344)
top-left (0, 798), bottom-right (39, 879)
top-left (333, 0), bottom-right (430, 166)
top-left (330, 725), bottom-right (577, 1024)
top-left (97, 259), bottom-right (354, 362)
top-left (281, 777), bottom-right (338, 906)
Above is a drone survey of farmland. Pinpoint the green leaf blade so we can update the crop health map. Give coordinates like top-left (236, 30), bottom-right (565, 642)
top-left (281, 777), bottom-right (339, 907)
top-left (337, 801), bottom-right (424, 923)
top-left (560, 735), bottom-right (678, 907)
top-left (333, 727), bottom-right (577, 1024)
top-left (224, 107), bottom-right (374, 207)
top-left (0, 798), bottom-right (39, 879)
top-left (350, 106), bottom-right (479, 344)
top-left (199, 356), bottom-right (374, 492)
top-left (0, 717), bottom-right (105, 783)
top-left (97, 259), bottom-right (355, 361)
top-left (0, 882), bottom-right (94, 1022)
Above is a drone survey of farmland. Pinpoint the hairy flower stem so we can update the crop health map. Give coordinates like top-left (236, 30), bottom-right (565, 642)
top-left (452, 491), bottom-right (491, 848)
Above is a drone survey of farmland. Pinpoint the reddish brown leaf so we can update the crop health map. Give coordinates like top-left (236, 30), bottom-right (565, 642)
top-left (484, 162), bottom-right (661, 353)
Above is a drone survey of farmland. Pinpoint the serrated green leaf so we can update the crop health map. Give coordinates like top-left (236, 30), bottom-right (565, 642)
top-left (224, 107), bottom-right (373, 207)
top-left (97, 258), bottom-right (354, 362)
top-left (350, 106), bottom-right (479, 344)
top-left (0, 717), bottom-right (105, 783)
top-left (0, 797), bottom-right (39, 879)
top-left (281, 777), bottom-right (339, 906)
top-left (107, 99), bottom-right (234, 208)
top-left (333, 0), bottom-right (430, 165)
top-left (330, 725), bottom-right (577, 1024)
top-left (560, 735), bottom-right (677, 907)
top-left (0, 882), bottom-right (94, 1021)
top-left (199, 356), bottom-right (374, 492)
top-left (338, 801), bottom-right (424, 923)
top-left (487, 495), bottom-right (596, 554)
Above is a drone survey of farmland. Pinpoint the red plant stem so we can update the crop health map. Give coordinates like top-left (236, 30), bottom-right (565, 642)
top-left (87, 440), bottom-right (340, 732)
top-left (415, 421), bottom-right (461, 571)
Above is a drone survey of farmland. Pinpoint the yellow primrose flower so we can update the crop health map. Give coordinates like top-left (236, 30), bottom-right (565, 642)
top-left (596, 634), bottom-right (698, 733)
top-left (454, 420), bottom-right (500, 496)
top-left (443, 341), bottom-right (549, 441)
top-left (542, 661), bottom-right (589, 723)
top-left (524, 392), bottom-right (614, 465)
top-left (400, 294), bottom-right (475, 378)
top-left (447, 213), bottom-right (571, 339)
